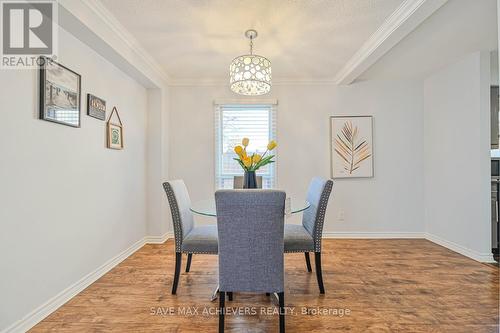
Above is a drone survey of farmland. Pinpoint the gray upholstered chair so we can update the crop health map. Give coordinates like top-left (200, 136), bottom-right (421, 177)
top-left (233, 175), bottom-right (263, 189)
top-left (215, 190), bottom-right (286, 333)
top-left (284, 177), bottom-right (333, 294)
top-left (162, 180), bottom-right (218, 294)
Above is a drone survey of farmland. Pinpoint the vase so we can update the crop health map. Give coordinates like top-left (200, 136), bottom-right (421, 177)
top-left (243, 171), bottom-right (257, 189)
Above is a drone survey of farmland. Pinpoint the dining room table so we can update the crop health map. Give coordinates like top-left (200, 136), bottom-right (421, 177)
top-left (189, 197), bottom-right (311, 301)
top-left (190, 198), bottom-right (310, 217)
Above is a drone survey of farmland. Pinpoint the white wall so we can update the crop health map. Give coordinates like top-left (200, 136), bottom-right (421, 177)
top-left (146, 88), bottom-right (170, 238)
top-left (423, 51), bottom-right (492, 261)
top-left (169, 81), bottom-right (424, 234)
top-left (0, 27), bottom-right (149, 330)
top-left (491, 50), bottom-right (499, 85)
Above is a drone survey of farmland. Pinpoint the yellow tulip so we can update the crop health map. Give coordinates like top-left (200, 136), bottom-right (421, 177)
top-left (242, 137), bottom-right (250, 147)
top-left (253, 154), bottom-right (262, 163)
top-left (243, 157), bottom-right (252, 168)
top-left (234, 145), bottom-right (243, 156)
top-left (267, 140), bottom-right (277, 150)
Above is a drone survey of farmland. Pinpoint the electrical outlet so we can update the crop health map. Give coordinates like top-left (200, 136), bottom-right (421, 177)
top-left (337, 209), bottom-right (345, 222)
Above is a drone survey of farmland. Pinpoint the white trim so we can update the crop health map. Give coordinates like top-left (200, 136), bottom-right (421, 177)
top-left (81, 0), bottom-right (169, 83)
top-left (59, 0), bottom-right (450, 88)
top-left (3, 230), bottom-right (496, 332)
top-left (323, 232), bottom-right (496, 263)
top-left (214, 99), bottom-right (278, 105)
top-left (170, 78), bottom-right (337, 86)
top-left (334, 0), bottom-right (448, 85)
top-left (424, 233), bottom-right (496, 263)
top-left (1, 234), bottom-right (173, 333)
top-left (58, 0), bottom-right (169, 88)
top-left (59, 0), bottom-right (450, 87)
top-left (144, 232), bottom-right (172, 244)
top-left (322, 231), bottom-right (425, 239)
top-left (323, 231), bottom-right (496, 263)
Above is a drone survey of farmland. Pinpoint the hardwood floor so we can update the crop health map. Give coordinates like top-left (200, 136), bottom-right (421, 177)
top-left (31, 239), bottom-right (499, 332)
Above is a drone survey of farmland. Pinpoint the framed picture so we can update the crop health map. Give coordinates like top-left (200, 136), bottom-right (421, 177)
top-left (87, 94), bottom-right (106, 120)
top-left (39, 57), bottom-right (81, 127)
top-left (107, 107), bottom-right (123, 150)
top-left (330, 115), bottom-right (373, 178)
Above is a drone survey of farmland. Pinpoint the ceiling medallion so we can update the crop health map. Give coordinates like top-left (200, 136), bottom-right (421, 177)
top-left (229, 29), bottom-right (272, 96)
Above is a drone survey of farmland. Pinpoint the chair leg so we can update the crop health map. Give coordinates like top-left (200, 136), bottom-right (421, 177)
top-left (304, 252), bottom-right (312, 272)
top-left (314, 252), bottom-right (325, 294)
top-left (278, 291), bottom-right (285, 333)
top-left (265, 293), bottom-right (270, 296)
top-left (226, 292), bottom-right (233, 301)
top-left (185, 253), bottom-right (192, 272)
top-left (219, 291), bottom-right (225, 333)
top-left (171, 252), bottom-right (182, 294)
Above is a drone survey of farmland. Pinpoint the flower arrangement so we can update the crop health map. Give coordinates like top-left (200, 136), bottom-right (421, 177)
top-left (233, 137), bottom-right (277, 171)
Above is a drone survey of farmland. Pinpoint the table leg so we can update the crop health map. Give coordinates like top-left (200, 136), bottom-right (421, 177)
top-left (210, 284), bottom-right (220, 302)
top-left (271, 292), bottom-right (280, 306)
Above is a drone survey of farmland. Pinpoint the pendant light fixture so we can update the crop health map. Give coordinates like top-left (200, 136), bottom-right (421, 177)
top-left (229, 29), bottom-right (272, 96)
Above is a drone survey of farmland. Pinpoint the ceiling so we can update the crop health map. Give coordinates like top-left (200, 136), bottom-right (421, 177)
top-left (99, 0), bottom-right (403, 82)
top-left (359, 0), bottom-right (498, 81)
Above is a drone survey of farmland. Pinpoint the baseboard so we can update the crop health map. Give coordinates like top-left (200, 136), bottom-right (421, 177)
top-left (144, 232), bottom-right (172, 244)
top-left (3, 230), bottom-right (494, 332)
top-left (323, 231), bottom-right (495, 263)
top-left (323, 231), bottom-right (425, 239)
top-left (424, 232), bottom-right (496, 263)
top-left (2, 233), bottom-right (173, 333)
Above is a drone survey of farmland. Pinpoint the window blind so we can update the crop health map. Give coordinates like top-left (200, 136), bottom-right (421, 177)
top-left (215, 104), bottom-right (277, 189)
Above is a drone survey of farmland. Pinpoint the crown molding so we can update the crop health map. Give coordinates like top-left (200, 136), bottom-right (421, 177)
top-left (83, 0), bottom-right (170, 83)
top-left (169, 78), bottom-right (338, 87)
top-left (213, 98), bottom-right (278, 105)
top-left (58, 0), bottom-right (170, 87)
top-left (59, 0), bottom-right (448, 88)
top-left (334, 0), bottom-right (449, 85)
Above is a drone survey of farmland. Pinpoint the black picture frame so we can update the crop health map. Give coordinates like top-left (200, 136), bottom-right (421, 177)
top-left (87, 93), bottom-right (106, 120)
top-left (39, 56), bottom-right (81, 128)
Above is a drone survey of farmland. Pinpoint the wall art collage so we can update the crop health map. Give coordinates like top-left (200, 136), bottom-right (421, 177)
top-left (39, 56), bottom-right (123, 150)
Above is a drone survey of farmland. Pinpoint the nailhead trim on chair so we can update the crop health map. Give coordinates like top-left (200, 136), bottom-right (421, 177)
top-left (313, 180), bottom-right (333, 252)
top-left (182, 250), bottom-right (218, 254)
top-left (163, 182), bottom-right (183, 253)
top-left (164, 182), bottom-right (219, 255)
top-left (284, 249), bottom-right (314, 253)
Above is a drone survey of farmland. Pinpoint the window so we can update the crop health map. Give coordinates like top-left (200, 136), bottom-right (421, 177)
top-left (215, 103), bottom-right (277, 189)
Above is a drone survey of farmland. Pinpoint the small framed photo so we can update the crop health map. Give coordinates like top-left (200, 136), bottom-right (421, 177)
top-left (39, 57), bottom-right (81, 127)
top-left (330, 115), bottom-right (373, 178)
top-left (87, 93), bottom-right (106, 120)
top-left (107, 107), bottom-right (123, 150)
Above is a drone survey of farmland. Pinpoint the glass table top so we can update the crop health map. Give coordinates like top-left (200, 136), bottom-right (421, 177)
top-left (190, 199), bottom-right (310, 217)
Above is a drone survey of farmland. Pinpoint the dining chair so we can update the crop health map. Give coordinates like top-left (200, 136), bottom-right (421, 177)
top-left (233, 175), bottom-right (263, 189)
top-left (215, 190), bottom-right (286, 333)
top-left (162, 180), bottom-right (218, 294)
top-left (284, 177), bottom-right (333, 294)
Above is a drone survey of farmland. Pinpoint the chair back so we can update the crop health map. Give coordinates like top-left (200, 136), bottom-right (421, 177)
top-left (162, 180), bottom-right (194, 252)
top-left (302, 177), bottom-right (333, 252)
top-left (215, 190), bottom-right (286, 293)
top-left (233, 176), bottom-right (263, 189)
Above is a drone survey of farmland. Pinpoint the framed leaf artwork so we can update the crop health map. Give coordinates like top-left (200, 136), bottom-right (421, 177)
top-left (330, 116), bottom-right (373, 178)
top-left (107, 107), bottom-right (123, 150)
